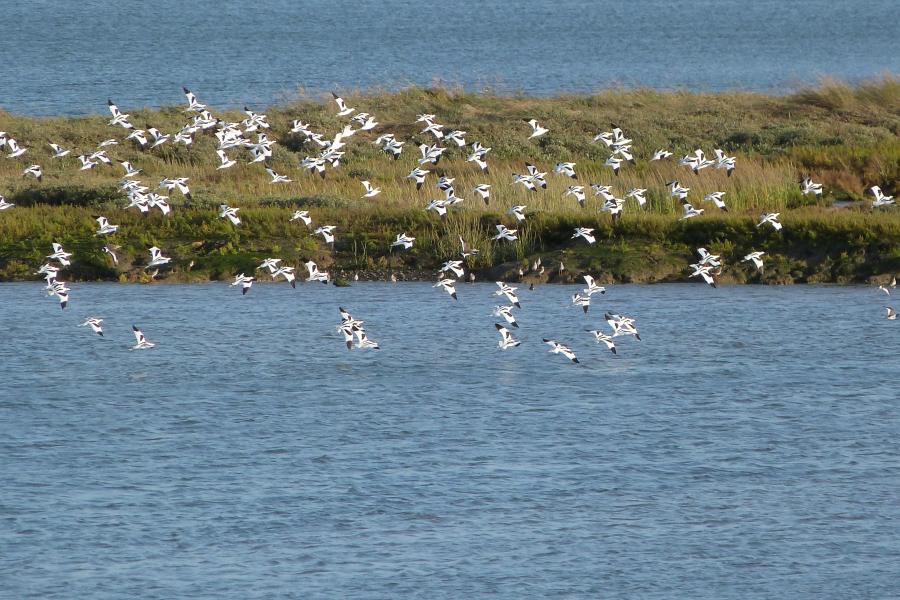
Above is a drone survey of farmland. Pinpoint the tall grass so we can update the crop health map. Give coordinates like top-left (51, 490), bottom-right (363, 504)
top-left (0, 78), bottom-right (898, 281)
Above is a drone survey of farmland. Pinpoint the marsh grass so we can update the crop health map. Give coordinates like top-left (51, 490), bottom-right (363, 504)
top-left (0, 78), bottom-right (898, 281)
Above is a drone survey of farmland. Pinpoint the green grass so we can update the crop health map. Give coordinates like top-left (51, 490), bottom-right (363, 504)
top-left (0, 77), bottom-right (898, 283)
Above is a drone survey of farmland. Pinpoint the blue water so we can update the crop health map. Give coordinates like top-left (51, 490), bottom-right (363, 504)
top-left (0, 0), bottom-right (897, 116)
top-left (2, 281), bottom-right (899, 598)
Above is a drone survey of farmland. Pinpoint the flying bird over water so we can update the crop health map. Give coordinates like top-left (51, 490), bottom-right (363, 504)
top-left (542, 339), bottom-right (579, 363)
top-left (131, 325), bottom-right (155, 350)
top-left (146, 246), bottom-right (171, 268)
top-left (434, 277), bottom-right (458, 300)
top-left (743, 251), bottom-right (765, 273)
top-left (495, 324), bottom-right (521, 349)
top-left (80, 317), bottom-right (104, 336)
top-left (231, 273), bottom-right (255, 295)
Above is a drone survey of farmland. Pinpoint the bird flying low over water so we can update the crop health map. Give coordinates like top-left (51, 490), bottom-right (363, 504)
top-left (48, 242), bottom-right (72, 266)
top-left (495, 282), bottom-right (521, 308)
top-left (606, 313), bottom-right (641, 340)
top-left (572, 293), bottom-right (591, 313)
top-left (586, 329), bottom-right (617, 354)
top-left (131, 325), bottom-right (155, 350)
top-left (543, 339), bottom-right (579, 363)
top-left (434, 277), bottom-right (458, 300)
top-left (495, 324), bottom-right (521, 349)
top-left (231, 273), bottom-right (255, 295)
top-left (80, 317), bottom-right (104, 336)
top-left (304, 261), bottom-right (328, 284)
top-left (493, 304), bottom-right (519, 328)
top-left (886, 307), bottom-right (897, 320)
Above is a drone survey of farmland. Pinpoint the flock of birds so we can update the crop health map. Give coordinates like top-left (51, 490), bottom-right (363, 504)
top-left (2, 87), bottom-right (897, 358)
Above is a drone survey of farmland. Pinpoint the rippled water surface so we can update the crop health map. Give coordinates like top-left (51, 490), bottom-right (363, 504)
top-left (2, 282), bottom-right (899, 598)
top-left (1, 0), bottom-right (898, 115)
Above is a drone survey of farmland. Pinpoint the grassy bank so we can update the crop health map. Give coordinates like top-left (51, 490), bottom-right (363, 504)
top-left (1, 79), bottom-right (898, 283)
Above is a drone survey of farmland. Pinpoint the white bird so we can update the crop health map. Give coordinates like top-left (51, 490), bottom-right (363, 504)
top-left (361, 180), bottom-right (381, 198)
top-left (572, 293), bottom-right (591, 313)
top-left (507, 205), bottom-right (527, 222)
top-left (266, 168), bottom-right (292, 184)
top-left (526, 119), bottom-right (548, 139)
top-left (650, 149), bottom-right (673, 161)
top-left (495, 324), bottom-right (521, 349)
top-left (425, 199), bottom-right (450, 218)
top-left (216, 149), bottom-right (236, 170)
top-left (95, 216), bottom-right (119, 235)
top-left (582, 275), bottom-right (606, 296)
top-left (77, 154), bottom-right (98, 170)
top-left (391, 233), bottom-right (415, 250)
top-left (565, 185), bottom-right (587, 207)
top-left (48, 242), bottom-right (72, 266)
top-left (314, 225), bottom-right (336, 244)
top-left (219, 204), bottom-right (241, 226)
top-left (689, 263), bottom-right (718, 288)
top-left (160, 177), bottom-right (191, 201)
top-left (493, 224), bottom-right (518, 241)
top-left (586, 329), bottom-right (617, 354)
top-left (6, 138), bottom-right (27, 158)
top-left (870, 185), bottom-right (895, 207)
top-left (182, 86), bottom-right (206, 112)
top-left (704, 191), bottom-right (729, 211)
top-left (605, 312), bottom-right (641, 340)
top-left (131, 325), bottom-right (155, 350)
top-left (441, 260), bottom-right (465, 279)
top-left (407, 167), bottom-right (429, 190)
top-left (696, 247), bottom-right (722, 268)
top-left (80, 317), bottom-right (104, 336)
top-left (886, 306), bottom-right (897, 320)
top-left (555, 162), bottom-right (577, 179)
top-left (542, 339), bottom-right (579, 363)
top-left (107, 99), bottom-right (132, 128)
top-left (434, 278), bottom-right (458, 300)
top-left (272, 266), bottom-right (298, 288)
top-left (147, 246), bottom-right (171, 268)
top-left (800, 176), bottom-right (823, 196)
top-left (604, 155), bottom-right (623, 175)
top-left (257, 258), bottom-right (282, 273)
top-left (878, 285), bottom-right (890, 296)
top-left (23, 164), bottom-right (43, 181)
top-left (713, 149), bottom-right (736, 176)
top-left (290, 210), bottom-right (312, 227)
top-left (742, 251), bottom-right (765, 273)
top-left (680, 204), bottom-right (704, 220)
top-left (667, 180), bottom-right (690, 200)
top-left (757, 212), bottom-right (783, 231)
top-left (625, 188), bottom-right (648, 207)
top-left (304, 261), bottom-right (329, 284)
top-left (146, 126), bottom-right (170, 148)
top-left (231, 273), bottom-right (255, 295)
top-left (572, 227), bottom-right (596, 244)
top-left (121, 161), bottom-right (141, 177)
top-left (0, 196), bottom-right (14, 211)
top-left (493, 305), bottom-right (519, 328)
top-left (331, 92), bottom-right (355, 116)
top-left (494, 282), bottom-right (521, 308)
top-left (592, 184), bottom-right (615, 201)
top-left (49, 143), bottom-right (70, 158)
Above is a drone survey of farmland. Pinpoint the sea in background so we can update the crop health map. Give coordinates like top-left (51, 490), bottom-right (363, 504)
top-left (2, 282), bottom-right (900, 598)
top-left (1, 0), bottom-right (898, 116)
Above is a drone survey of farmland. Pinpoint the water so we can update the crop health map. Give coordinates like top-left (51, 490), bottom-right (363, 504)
top-left (2, 281), bottom-right (899, 598)
top-left (0, 0), bottom-right (897, 116)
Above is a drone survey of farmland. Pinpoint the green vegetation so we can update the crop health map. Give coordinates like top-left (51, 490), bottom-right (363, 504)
top-left (0, 78), bottom-right (898, 283)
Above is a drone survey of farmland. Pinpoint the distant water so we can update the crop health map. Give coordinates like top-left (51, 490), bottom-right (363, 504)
top-left (2, 282), bottom-right (900, 598)
top-left (0, 0), bottom-right (897, 116)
